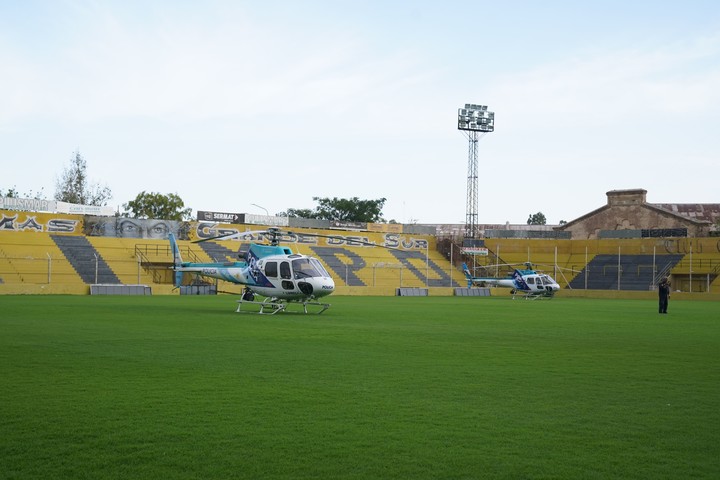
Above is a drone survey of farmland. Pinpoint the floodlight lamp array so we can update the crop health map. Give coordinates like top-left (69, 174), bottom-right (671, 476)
top-left (458, 103), bottom-right (494, 132)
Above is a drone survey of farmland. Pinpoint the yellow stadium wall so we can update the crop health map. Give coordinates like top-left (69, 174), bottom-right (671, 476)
top-left (472, 237), bottom-right (720, 292)
top-left (2, 209), bottom-right (720, 297)
top-left (0, 217), bottom-right (454, 294)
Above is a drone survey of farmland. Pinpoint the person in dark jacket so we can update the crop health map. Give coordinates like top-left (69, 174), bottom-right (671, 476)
top-left (658, 277), bottom-right (670, 314)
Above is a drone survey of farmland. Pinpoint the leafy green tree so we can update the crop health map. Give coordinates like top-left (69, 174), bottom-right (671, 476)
top-left (284, 208), bottom-right (317, 218)
top-left (285, 197), bottom-right (387, 222)
top-left (314, 196), bottom-right (386, 222)
top-left (527, 212), bottom-right (547, 225)
top-left (54, 150), bottom-right (112, 205)
top-left (122, 191), bottom-right (192, 221)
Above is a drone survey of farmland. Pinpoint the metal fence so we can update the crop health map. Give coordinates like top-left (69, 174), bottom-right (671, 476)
top-left (0, 255), bottom-right (462, 289)
top-left (0, 255), bottom-right (150, 285)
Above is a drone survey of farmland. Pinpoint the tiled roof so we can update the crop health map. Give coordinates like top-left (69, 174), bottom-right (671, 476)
top-left (651, 204), bottom-right (720, 224)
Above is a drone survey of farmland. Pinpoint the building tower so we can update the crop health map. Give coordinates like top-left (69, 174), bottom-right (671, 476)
top-left (457, 104), bottom-right (494, 238)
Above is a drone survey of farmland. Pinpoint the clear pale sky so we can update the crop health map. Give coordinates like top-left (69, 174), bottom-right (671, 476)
top-left (2, 1), bottom-right (719, 225)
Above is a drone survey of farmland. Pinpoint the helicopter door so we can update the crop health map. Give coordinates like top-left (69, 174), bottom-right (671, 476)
top-left (280, 261), bottom-right (294, 290)
top-left (526, 276), bottom-right (536, 290)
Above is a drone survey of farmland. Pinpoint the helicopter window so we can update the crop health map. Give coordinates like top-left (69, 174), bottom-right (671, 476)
top-left (526, 277), bottom-right (535, 284)
top-left (292, 258), bottom-right (322, 278)
top-left (541, 275), bottom-right (554, 285)
top-left (310, 258), bottom-right (330, 277)
top-left (264, 262), bottom-right (278, 278)
top-left (280, 261), bottom-right (292, 279)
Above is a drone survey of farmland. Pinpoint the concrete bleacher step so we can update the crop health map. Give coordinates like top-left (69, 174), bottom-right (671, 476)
top-left (309, 246), bottom-right (368, 286)
top-left (308, 245), bottom-right (463, 288)
top-left (51, 235), bottom-right (121, 284)
top-left (198, 241), bottom-right (243, 262)
top-left (0, 233), bottom-right (81, 284)
top-left (569, 254), bottom-right (683, 290)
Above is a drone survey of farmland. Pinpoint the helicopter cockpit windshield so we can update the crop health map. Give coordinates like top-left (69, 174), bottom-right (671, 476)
top-left (540, 275), bottom-right (555, 285)
top-left (292, 257), bottom-right (330, 278)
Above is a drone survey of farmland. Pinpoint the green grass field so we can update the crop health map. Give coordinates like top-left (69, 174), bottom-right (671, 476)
top-left (1, 295), bottom-right (718, 479)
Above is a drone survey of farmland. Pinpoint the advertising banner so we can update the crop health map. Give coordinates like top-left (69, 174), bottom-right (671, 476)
top-left (462, 247), bottom-right (489, 256)
top-left (55, 201), bottom-right (115, 216)
top-left (197, 210), bottom-right (244, 224)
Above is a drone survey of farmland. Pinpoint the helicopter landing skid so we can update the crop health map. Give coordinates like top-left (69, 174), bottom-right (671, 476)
top-left (235, 298), bottom-right (331, 314)
top-left (512, 292), bottom-right (555, 300)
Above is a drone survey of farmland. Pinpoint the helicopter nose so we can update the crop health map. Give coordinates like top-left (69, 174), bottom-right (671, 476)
top-left (317, 278), bottom-right (335, 297)
top-left (298, 278), bottom-right (335, 297)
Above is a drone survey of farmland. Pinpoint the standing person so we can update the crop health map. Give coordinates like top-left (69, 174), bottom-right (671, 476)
top-left (658, 277), bottom-right (670, 314)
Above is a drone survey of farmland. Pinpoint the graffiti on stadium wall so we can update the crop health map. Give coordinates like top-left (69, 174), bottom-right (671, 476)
top-left (192, 222), bottom-right (431, 249)
top-left (84, 216), bottom-right (191, 240)
top-left (0, 210), bottom-right (81, 233)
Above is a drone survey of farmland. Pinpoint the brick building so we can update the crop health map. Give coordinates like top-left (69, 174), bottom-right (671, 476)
top-left (556, 189), bottom-right (720, 239)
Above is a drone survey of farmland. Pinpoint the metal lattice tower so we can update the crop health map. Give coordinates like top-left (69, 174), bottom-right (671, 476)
top-left (465, 131), bottom-right (480, 238)
top-left (457, 104), bottom-right (494, 238)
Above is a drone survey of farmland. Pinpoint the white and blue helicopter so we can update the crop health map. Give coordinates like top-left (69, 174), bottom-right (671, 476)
top-left (462, 262), bottom-right (561, 299)
top-left (169, 228), bottom-right (337, 314)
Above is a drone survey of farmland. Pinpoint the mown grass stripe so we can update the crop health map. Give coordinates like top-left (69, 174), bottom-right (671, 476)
top-left (1, 295), bottom-right (718, 479)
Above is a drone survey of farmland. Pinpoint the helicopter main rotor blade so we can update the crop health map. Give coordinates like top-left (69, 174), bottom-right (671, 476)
top-left (285, 231), bottom-right (402, 250)
top-left (194, 227), bottom-right (401, 250)
top-left (193, 229), bottom-right (272, 243)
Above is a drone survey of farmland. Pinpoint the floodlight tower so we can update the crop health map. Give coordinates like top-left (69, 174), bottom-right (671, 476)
top-left (457, 103), bottom-right (494, 238)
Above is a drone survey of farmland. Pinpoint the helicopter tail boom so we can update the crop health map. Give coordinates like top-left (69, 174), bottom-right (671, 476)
top-left (168, 233), bottom-right (184, 287)
top-left (462, 263), bottom-right (474, 288)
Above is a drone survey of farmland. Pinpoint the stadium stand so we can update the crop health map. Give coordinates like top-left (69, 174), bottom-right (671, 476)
top-left (52, 235), bottom-right (121, 284)
top-left (197, 241), bottom-right (245, 263)
top-left (309, 245), bottom-right (462, 288)
top-left (310, 246), bottom-right (367, 286)
top-left (3, 212), bottom-right (720, 295)
top-left (86, 237), bottom-right (160, 285)
top-left (568, 254), bottom-right (683, 291)
top-left (0, 231), bottom-right (83, 285)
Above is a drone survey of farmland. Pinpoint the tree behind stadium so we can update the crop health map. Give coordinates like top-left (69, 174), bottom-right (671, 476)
top-left (123, 192), bottom-right (192, 221)
top-left (54, 150), bottom-right (112, 206)
top-left (285, 197), bottom-right (387, 223)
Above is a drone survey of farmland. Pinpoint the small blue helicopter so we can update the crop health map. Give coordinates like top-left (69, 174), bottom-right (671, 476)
top-left (462, 262), bottom-right (561, 299)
